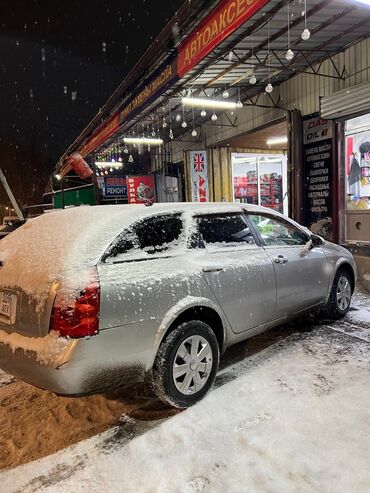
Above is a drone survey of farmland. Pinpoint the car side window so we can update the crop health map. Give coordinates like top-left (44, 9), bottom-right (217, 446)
top-left (103, 214), bottom-right (184, 262)
top-left (135, 214), bottom-right (183, 254)
top-left (249, 214), bottom-right (308, 246)
top-left (197, 214), bottom-right (255, 247)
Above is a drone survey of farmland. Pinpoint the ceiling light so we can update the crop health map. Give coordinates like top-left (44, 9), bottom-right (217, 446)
top-left (265, 83), bottom-right (273, 93)
top-left (301, 28), bottom-right (311, 40)
top-left (123, 137), bottom-right (163, 146)
top-left (353, 0), bottom-right (370, 4)
top-left (182, 97), bottom-right (237, 110)
top-left (249, 74), bottom-right (257, 85)
top-left (94, 161), bottom-right (123, 168)
top-left (266, 136), bottom-right (288, 146)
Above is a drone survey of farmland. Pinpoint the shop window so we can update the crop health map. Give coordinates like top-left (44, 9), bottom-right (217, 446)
top-left (249, 214), bottom-right (308, 246)
top-left (345, 114), bottom-right (370, 210)
top-left (232, 153), bottom-right (287, 215)
top-left (198, 214), bottom-right (255, 246)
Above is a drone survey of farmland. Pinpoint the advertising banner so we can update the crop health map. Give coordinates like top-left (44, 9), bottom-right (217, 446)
top-left (190, 151), bottom-right (209, 202)
top-left (104, 176), bottom-right (127, 198)
top-left (127, 175), bottom-right (156, 204)
top-left (303, 113), bottom-right (333, 240)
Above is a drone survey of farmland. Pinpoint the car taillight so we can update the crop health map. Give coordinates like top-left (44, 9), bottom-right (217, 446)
top-left (50, 279), bottom-right (100, 338)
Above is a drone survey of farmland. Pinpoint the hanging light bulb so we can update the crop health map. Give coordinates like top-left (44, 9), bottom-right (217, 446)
top-left (110, 167), bottom-right (113, 172)
top-left (128, 154), bottom-right (134, 163)
top-left (151, 128), bottom-right (156, 137)
top-left (175, 114), bottom-right (182, 122)
top-left (249, 74), bottom-right (257, 85)
top-left (236, 99), bottom-right (243, 109)
top-left (100, 172), bottom-right (104, 177)
top-left (111, 157), bottom-right (115, 163)
top-left (162, 118), bottom-right (167, 128)
top-left (301, 28), bottom-right (311, 40)
top-left (265, 83), bottom-right (273, 93)
top-left (211, 113), bottom-right (218, 121)
top-left (285, 49), bottom-right (294, 61)
top-left (301, 0), bottom-right (310, 40)
top-left (95, 172), bottom-right (99, 177)
top-left (123, 146), bottom-right (129, 154)
top-left (222, 89), bottom-right (230, 99)
top-left (169, 128), bottom-right (174, 139)
top-left (182, 120), bottom-right (187, 128)
top-left (201, 109), bottom-right (207, 117)
top-left (104, 170), bottom-right (108, 175)
top-left (118, 156), bottom-right (122, 162)
top-left (191, 129), bottom-right (197, 137)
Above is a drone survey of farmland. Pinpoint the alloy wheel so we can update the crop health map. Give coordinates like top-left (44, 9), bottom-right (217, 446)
top-left (172, 335), bottom-right (213, 395)
top-left (336, 275), bottom-right (351, 311)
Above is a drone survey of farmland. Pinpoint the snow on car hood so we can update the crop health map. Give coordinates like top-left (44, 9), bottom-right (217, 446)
top-left (0, 206), bottom-right (141, 309)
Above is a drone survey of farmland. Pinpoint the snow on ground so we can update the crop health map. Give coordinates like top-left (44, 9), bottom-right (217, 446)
top-left (1, 324), bottom-right (369, 493)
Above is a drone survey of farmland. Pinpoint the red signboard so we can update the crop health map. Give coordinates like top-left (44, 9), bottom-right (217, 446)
top-left (178, 0), bottom-right (269, 77)
top-left (127, 175), bottom-right (156, 204)
top-left (79, 114), bottom-right (120, 157)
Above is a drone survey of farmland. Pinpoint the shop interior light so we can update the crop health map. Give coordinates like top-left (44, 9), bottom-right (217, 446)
top-left (123, 137), bottom-right (163, 145)
top-left (182, 97), bottom-right (237, 110)
top-left (353, 0), bottom-right (370, 4)
top-left (266, 136), bottom-right (288, 146)
top-left (95, 161), bottom-right (123, 168)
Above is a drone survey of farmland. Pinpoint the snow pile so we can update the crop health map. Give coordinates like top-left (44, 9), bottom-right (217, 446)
top-left (2, 329), bottom-right (369, 493)
top-left (0, 329), bottom-right (71, 366)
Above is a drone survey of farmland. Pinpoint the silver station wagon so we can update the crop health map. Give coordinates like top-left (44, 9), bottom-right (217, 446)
top-left (0, 203), bottom-right (356, 408)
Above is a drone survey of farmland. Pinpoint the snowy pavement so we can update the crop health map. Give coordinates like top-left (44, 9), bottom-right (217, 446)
top-left (0, 289), bottom-right (369, 493)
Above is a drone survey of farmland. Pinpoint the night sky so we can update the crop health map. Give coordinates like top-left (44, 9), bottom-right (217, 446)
top-left (0, 0), bottom-right (183, 211)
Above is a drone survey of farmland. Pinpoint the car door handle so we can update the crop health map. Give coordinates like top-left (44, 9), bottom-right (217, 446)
top-left (272, 255), bottom-right (288, 264)
top-left (202, 265), bottom-right (224, 273)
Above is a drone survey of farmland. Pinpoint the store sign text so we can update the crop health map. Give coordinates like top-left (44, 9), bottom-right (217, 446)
top-left (178, 0), bottom-right (269, 77)
top-left (190, 151), bottom-right (209, 202)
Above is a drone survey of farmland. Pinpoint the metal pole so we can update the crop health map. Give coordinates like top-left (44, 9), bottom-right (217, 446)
top-left (0, 168), bottom-right (24, 220)
top-left (60, 178), bottom-right (65, 209)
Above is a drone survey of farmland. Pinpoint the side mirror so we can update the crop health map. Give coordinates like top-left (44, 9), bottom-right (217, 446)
top-left (311, 234), bottom-right (324, 247)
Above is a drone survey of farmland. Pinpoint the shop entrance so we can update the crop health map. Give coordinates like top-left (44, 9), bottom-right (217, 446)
top-left (344, 113), bottom-right (370, 244)
top-left (227, 120), bottom-right (288, 215)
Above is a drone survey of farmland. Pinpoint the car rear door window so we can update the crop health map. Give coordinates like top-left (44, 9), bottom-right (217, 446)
top-left (249, 214), bottom-right (308, 246)
top-left (197, 214), bottom-right (256, 247)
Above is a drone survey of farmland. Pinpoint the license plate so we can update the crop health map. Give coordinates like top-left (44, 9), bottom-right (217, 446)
top-left (0, 292), bottom-right (15, 321)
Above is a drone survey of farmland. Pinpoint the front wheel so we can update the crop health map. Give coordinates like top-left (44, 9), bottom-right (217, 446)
top-left (152, 321), bottom-right (220, 409)
top-left (323, 269), bottom-right (352, 320)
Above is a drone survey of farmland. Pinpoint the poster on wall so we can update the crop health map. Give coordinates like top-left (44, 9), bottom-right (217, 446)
top-left (127, 175), bottom-right (156, 204)
top-left (190, 151), bottom-right (209, 202)
top-left (303, 114), bottom-right (333, 240)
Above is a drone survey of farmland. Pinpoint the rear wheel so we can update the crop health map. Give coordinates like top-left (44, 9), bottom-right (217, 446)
top-left (152, 321), bottom-right (220, 409)
top-left (323, 268), bottom-right (352, 320)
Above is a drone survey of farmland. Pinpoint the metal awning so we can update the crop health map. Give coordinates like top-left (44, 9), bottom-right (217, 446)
top-left (57, 0), bottom-right (370, 173)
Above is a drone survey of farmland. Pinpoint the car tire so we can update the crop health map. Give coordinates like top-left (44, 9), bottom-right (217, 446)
top-left (323, 268), bottom-right (352, 320)
top-left (152, 321), bottom-right (220, 409)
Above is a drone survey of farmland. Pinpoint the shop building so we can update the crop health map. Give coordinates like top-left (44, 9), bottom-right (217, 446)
top-left (56, 0), bottom-right (370, 278)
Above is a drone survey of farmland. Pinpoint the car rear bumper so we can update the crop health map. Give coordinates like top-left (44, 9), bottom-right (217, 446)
top-left (0, 323), bottom-right (155, 395)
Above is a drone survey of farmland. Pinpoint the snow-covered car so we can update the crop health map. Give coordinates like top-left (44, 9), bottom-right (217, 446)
top-left (0, 203), bottom-right (356, 408)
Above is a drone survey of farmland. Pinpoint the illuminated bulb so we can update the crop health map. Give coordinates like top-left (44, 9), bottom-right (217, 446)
top-left (110, 167), bottom-right (113, 172)
top-left (175, 114), bottom-right (182, 122)
top-left (222, 89), bottom-right (229, 99)
top-left (236, 99), bottom-right (243, 109)
top-left (211, 113), bottom-right (218, 121)
top-left (100, 172), bottom-right (104, 177)
top-left (104, 170), bottom-right (108, 175)
top-left (182, 121), bottom-right (187, 128)
top-left (111, 158), bottom-right (115, 162)
top-left (200, 109), bottom-right (207, 117)
top-left (301, 28), bottom-right (311, 40)
top-left (285, 49), bottom-right (294, 61)
top-left (128, 154), bottom-right (134, 163)
top-left (169, 128), bottom-right (174, 139)
top-left (191, 129), bottom-right (197, 137)
top-left (265, 83), bottom-right (273, 93)
top-left (118, 157), bottom-right (122, 162)
top-left (249, 74), bottom-right (257, 85)
top-left (123, 146), bottom-right (129, 154)
top-left (96, 172), bottom-right (99, 176)
top-left (151, 129), bottom-right (156, 137)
